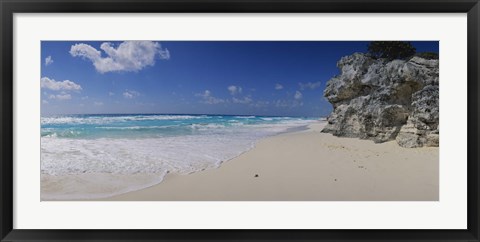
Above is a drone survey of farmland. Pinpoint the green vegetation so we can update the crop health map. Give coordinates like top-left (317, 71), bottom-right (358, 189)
top-left (367, 41), bottom-right (416, 60)
top-left (414, 52), bottom-right (439, 60)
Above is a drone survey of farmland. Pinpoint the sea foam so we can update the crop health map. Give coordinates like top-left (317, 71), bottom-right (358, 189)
top-left (41, 114), bottom-right (318, 198)
top-left (41, 119), bottom-right (314, 176)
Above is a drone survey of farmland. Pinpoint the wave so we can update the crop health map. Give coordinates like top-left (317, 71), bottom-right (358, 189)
top-left (95, 125), bottom-right (180, 130)
top-left (41, 119), bottom-right (317, 175)
top-left (41, 115), bottom-right (208, 125)
top-left (190, 123), bottom-right (226, 129)
top-left (40, 118), bottom-right (322, 199)
top-left (41, 130), bottom-right (83, 138)
top-left (41, 135), bottom-right (256, 176)
top-left (41, 117), bottom-right (317, 138)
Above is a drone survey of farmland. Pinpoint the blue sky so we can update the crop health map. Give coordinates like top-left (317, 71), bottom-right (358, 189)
top-left (41, 41), bottom-right (438, 117)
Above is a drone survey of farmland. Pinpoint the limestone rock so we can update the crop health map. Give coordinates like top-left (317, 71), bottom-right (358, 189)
top-left (322, 53), bottom-right (439, 148)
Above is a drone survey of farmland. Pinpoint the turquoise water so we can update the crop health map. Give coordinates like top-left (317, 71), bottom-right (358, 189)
top-left (41, 114), bottom-right (319, 180)
top-left (41, 114), bottom-right (317, 139)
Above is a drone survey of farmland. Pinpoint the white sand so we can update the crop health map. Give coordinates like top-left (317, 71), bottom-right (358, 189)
top-left (95, 122), bottom-right (438, 201)
top-left (41, 173), bottom-right (164, 200)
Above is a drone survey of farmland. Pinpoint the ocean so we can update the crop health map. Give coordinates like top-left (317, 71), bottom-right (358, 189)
top-left (41, 114), bottom-right (318, 184)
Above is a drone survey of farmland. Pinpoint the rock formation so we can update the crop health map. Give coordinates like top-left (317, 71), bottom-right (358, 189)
top-left (322, 53), bottom-right (439, 148)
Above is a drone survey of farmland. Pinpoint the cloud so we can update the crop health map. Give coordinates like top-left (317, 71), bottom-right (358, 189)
top-left (275, 91), bottom-right (303, 108)
top-left (252, 100), bottom-right (269, 108)
top-left (299, 81), bottom-right (322, 90)
top-left (294, 91), bottom-right (303, 100)
top-left (232, 96), bottom-right (253, 104)
top-left (123, 90), bottom-right (140, 99)
top-left (41, 77), bottom-right (82, 91)
top-left (49, 93), bottom-right (72, 100)
top-left (81, 96), bottom-right (89, 100)
top-left (275, 99), bottom-right (303, 108)
top-left (94, 101), bottom-right (104, 106)
top-left (108, 92), bottom-right (115, 96)
top-left (275, 83), bottom-right (283, 90)
top-left (195, 90), bottom-right (225, 104)
top-left (69, 41), bottom-right (170, 73)
top-left (45, 56), bottom-right (53, 66)
top-left (227, 85), bottom-right (242, 95)
top-left (42, 100), bottom-right (49, 104)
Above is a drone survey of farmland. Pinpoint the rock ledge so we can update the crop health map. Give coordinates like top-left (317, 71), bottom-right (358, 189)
top-left (322, 53), bottom-right (439, 148)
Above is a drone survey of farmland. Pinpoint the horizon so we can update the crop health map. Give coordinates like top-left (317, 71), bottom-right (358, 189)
top-left (41, 41), bottom-right (439, 116)
top-left (40, 112), bottom-right (323, 118)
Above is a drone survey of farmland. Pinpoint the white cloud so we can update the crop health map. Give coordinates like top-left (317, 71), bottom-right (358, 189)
top-left (275, 99), bottom-right (303, 108)
top-left (41, 77), bottom-right (82, 91)
top-left (49, 93), bottom-right (72, 100)
top-left (123, 90), bottom-right (140, 99)
top-left (94, 101), bottom-right (104, 106)
top-left (195, 90), bottom-right (225, 104)
top-left (42, 100), bottom-right (49, 104)
top-left (299, 81), bottom-right (322, 90)
top-left (252, 100), bottom-right (269, 108)
top-left (227, 85), bottom-right (242, 95)
top-left (294, 91), bottom-right (303, 100)
top-left (200, 90), bottom-right (211, 96)
top-left (70, 41), bottom-right (170, 73)
top-left (232, 96), bottom-right (253, 104)
top-left (108, 92), bottom-right (115, 96)
top-left (81, 96), bottom-right (89, 100)
top-left (45, 56), bottom-right (53, 66)
top-left (275, 91), bottom-right (303, 108)
top-left (275, 83), bottom-right (283, 90)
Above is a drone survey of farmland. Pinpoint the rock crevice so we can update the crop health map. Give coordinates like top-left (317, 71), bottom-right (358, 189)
top-left (322, 53), bottom-right (439, 148)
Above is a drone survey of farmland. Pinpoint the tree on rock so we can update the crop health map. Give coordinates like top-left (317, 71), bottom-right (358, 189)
top-left (367, 41), bottom-right (416, 60)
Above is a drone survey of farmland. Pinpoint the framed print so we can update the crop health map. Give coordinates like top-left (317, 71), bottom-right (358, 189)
top-left (1, 0), bottom-right (479, 241)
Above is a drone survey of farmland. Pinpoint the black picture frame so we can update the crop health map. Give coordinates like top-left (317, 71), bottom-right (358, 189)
top-left (1, 0), bottom-right (479, 241)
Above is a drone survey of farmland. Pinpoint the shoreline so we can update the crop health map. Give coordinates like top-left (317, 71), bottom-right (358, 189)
top-left (42, 121), bottom-right (439, 201)
top-left (40, 122), bottom-right (315, 201)
top-left (106, 121), bottom-right (438, 201)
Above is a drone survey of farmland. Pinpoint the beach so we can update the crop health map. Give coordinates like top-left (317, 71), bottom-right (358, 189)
top-left (96, 121), bottom-right (438, 201)
top-left (40, 41), bottom-right (440, 202)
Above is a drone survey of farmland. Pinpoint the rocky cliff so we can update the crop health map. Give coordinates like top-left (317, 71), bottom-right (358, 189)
top-left (322, 53), bottom-right (439, 148)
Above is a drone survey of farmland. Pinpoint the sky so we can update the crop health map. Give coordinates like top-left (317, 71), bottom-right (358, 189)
top-left (41, 41), bottom-right (438, 117)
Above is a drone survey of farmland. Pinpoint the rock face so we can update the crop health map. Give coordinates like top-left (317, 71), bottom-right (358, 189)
top-left (322, 53), bottom-right (439, 148)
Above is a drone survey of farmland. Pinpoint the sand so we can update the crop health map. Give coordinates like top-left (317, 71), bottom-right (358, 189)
top-left (96, 122), bottom-right (439, 201)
